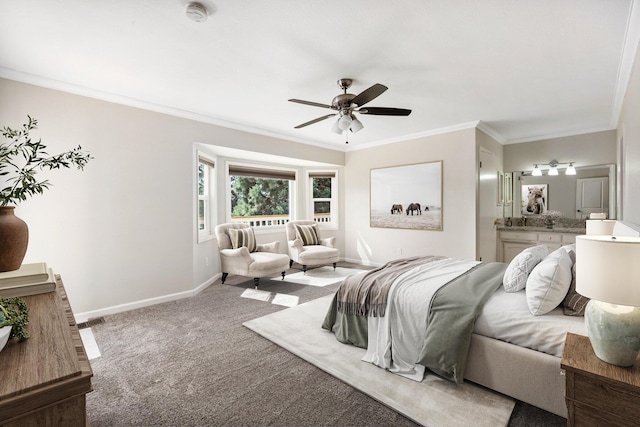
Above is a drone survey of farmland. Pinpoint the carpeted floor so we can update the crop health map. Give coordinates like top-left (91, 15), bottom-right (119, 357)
top-left (244, 294), bottom-right (515, 427)
top-left (85, 263), bottom-right (565, 426)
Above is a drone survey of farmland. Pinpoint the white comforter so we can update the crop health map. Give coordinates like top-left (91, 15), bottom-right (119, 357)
top-left (361, 258), bottom-right (480, 381)
top-left (474, 286), bottom-right (586, 357)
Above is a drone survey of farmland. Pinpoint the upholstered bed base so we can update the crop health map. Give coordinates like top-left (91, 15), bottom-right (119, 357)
top-left (464, 333), bottom-right (567, 418)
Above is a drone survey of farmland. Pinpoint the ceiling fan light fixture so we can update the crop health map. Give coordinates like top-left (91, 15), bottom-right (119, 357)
top-left (350, 116), bottom-right (364, 133)
top-left (331, 119), bottom-right (343, 134)
top-left (338, 114), bottom-right (352, 131)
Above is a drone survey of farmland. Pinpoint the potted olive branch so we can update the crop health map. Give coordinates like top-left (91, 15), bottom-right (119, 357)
top-left (0, 297), bottom-right (30, 346)
top-left (0, 116), bottom-right (92, 271)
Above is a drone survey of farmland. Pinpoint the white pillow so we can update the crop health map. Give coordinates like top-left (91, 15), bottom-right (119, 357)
top-left (526, 248), bottom-right (573, 316)
top-left (503, 245), bottom-right (549, 293)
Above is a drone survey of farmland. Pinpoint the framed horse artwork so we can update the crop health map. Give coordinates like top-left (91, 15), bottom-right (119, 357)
top-left (521, 184), bottom-right (548, 215)
top-left (370, 161), bottom-right (443, 231)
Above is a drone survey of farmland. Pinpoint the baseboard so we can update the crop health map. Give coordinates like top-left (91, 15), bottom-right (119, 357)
top-left (343, 257), bottom-right (383, 267)
top-left (74, 274), bottom-right (220, 323)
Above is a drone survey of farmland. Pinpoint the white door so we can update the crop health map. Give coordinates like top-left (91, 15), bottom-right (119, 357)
top-left (478, 148), bottom-right (498, 262)
top-left (576, 177), bottom-right (609, 219)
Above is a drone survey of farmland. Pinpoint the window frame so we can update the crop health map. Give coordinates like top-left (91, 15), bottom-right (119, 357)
top-left (307, 170), bottom-right (338, 230)
top-left (197, 151), bottom-right (216, 243)
top-left (226, 161), bottom-right (297, 232)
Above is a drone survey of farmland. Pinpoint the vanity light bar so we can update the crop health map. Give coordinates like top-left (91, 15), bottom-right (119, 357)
top-left (531, 160), bottom-right (575, 176)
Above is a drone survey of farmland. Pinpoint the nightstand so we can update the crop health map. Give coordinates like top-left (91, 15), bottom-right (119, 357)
top-left (561, 332), bottom-right (640, 426)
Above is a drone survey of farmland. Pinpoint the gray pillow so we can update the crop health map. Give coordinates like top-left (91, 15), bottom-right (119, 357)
top-left (503, 245), bottom-right (549, 292)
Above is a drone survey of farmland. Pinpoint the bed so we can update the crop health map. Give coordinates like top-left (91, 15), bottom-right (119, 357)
top-left (321, 247), bottom-right (588, 418)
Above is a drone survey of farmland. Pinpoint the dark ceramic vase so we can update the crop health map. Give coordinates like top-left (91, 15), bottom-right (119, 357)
top-left (0, 206), bottom-right (29, 272)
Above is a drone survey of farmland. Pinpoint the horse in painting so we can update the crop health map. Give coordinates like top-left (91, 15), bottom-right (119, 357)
top-left (406, 203), bottom-right (422, 215)
top-left (390, 204), bottom-right (403, 214)
top-left (526, 186), bottom-right (546, 214)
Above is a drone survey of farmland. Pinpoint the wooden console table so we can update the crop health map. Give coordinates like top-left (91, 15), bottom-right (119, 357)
top-left (0, 276), bottom-right (93, 427)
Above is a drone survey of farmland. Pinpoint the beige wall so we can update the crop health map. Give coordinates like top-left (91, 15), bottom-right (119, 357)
top-left (0, 78), bottom-right (345, 320)
top-left (503, 130), bottom-right (617, 218)
top-left (503, 130), bottom-right (617, 173)
top-left (343, 128), bottom-right (478, 264)
top-left (618, 39), bottom-right (640, 225)
top-left (4, 58), bottom-right (639, 319)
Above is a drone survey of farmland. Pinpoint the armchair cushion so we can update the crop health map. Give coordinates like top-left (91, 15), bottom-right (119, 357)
top-left (294, 223), bottom-right (319, 245)
top-left (228, 227), bottom-right (257, 252)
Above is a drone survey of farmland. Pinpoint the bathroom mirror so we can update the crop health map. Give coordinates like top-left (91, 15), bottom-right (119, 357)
top-left (503, 164), bottom-right (615, 219)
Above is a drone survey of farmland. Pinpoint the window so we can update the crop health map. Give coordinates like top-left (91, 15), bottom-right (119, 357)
top-left (309, 171), bottom-right (338, 228)
top-left (197, 154), bottom-right (215, 241)
top-left (228, 164), bottom-right (296, 227)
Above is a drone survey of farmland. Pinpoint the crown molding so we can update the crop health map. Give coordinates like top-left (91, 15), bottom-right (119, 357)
top-left (0, 67), bottom-right (343, 152)
top-left (611, 0), bottom-right (640, 127)
top-left (504, 125), bottom-right (617, 145)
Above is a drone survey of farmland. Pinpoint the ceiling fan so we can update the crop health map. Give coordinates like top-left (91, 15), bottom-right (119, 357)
top-left (288, 79), bottom-right (411, 141)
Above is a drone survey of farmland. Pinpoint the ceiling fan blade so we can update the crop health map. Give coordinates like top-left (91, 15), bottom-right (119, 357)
top-left (350, 84), bottom-right (388, 107)
top-left (358, 107), bottom-right (412, 116)
top-left (288, 99), bottom-right (333, 109)
top-left (294, 114), bottom-right (336, 129)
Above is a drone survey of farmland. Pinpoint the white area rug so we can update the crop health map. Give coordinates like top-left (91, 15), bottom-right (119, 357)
top-left (244, 294), bottom-right (515, 427)
top-left (271, 266), bottom-right (368, 287)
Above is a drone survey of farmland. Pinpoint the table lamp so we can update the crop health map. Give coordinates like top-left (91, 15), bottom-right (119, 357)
top-left (585, 219), bottom-right (616, 236)
top-left (576, 235), bottom-right (640, 366)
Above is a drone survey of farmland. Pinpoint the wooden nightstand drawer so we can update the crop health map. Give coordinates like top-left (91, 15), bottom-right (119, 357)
top-left (572, 402), bottom-right (638, 427)
top-left (573, 375), bottom-right (640, 419)
top-left (562, 333), bottom-right (640, 427)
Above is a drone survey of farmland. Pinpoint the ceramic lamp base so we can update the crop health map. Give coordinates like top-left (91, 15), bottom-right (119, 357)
top-left (585, 300), bottom-right (640, 367)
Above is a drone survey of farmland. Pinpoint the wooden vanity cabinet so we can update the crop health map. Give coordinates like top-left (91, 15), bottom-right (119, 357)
top-left (498, 230), bottom-right (578, 263)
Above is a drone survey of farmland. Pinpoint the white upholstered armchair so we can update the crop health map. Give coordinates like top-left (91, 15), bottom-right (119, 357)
top-left (285, 220), bottom-right (340, 273)
top-left (214, 223), bottom-right (290, 288)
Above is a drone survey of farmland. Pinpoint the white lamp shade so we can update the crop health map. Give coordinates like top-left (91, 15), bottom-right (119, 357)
top-left (330, 119), bottom-right (343, 134)
top-left (576, 235), bottom-right (640, 306)
top-left (350, 117), bottom-right (364, 133)
top-left (532, 166), bottom-right (542, 176)
top-left (548, 166), bottom-right (558, 176)
top-left (586, 220), bottom-right (616, 235)
top-left (338, 115), bottom-right (352, 130)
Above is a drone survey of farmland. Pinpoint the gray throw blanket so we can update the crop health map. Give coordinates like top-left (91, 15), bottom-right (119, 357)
top-left (417, 261), bottom-right (508, 383)
top-left (336, 256), bottom-right (445, 317)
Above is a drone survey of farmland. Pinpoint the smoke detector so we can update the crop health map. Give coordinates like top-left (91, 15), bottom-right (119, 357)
top-left (186, 2), bottom-right (208, 23)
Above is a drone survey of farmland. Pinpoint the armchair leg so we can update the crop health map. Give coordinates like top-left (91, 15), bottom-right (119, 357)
top-left (281, 271), bottom-right (285, 280)
top-left (333, 262), bottom-right (337, 270)
top-left (289, 259), bottom-right (293, 268)
top-left (253, 277), bottom-right (260, 289)
top-left (302, 265), bottom-right (307, 274)
top-left (221, 272), bottom-right (228, 284)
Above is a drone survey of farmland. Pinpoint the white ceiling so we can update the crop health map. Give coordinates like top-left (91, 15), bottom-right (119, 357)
top-left (1, 0), bottom-right (639, 151)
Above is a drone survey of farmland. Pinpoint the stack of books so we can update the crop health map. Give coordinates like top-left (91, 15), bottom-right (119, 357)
top-left (0, 262), bottom-right (56, 298)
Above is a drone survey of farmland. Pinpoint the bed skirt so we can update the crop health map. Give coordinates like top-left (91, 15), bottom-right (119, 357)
top-left (465, 333), bottom-right (566, 418)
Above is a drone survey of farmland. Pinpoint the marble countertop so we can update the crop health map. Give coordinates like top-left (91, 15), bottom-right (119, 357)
top-left (497, 225), bottom-right (586, 234)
